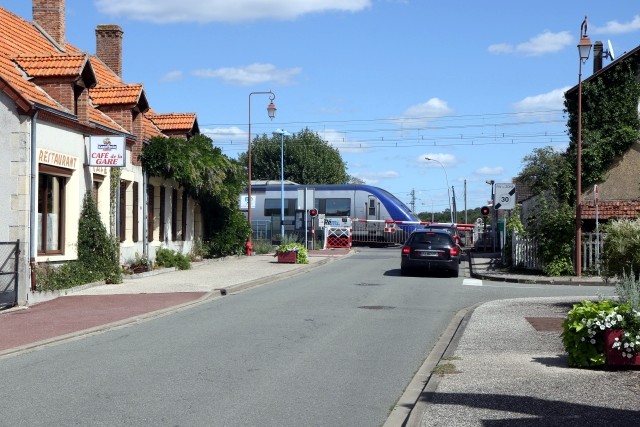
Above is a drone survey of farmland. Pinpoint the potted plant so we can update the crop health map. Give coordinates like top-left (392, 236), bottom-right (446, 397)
top-left (562, 299), bottom-right (640, 367)
top-left (125, 253), bottom-right (152, 274)
top-left (274, 242), bottom-right (309, 264)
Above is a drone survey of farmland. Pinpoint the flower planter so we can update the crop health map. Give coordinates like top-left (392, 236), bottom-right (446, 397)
top-left (603, 329), bottom-right (640, 367)
top-left (277, 251), bottom-right (297, 264)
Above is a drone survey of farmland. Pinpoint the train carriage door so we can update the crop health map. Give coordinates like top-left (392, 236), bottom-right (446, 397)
top-left (367, 196), bottom-right (379, 221)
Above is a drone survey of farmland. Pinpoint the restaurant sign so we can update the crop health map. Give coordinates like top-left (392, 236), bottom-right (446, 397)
top-left (89, 136), bottom-right (125, 167)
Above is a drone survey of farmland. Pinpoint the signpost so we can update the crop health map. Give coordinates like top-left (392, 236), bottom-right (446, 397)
top-left (493, 183), bottom-right (516, 210)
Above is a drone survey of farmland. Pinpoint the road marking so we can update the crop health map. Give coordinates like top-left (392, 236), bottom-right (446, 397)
top-left (463, 278), bottom-right (483, 286)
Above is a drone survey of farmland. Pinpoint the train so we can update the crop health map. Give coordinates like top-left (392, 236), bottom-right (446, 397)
top-left (241, 181), bottom-right (422, 245)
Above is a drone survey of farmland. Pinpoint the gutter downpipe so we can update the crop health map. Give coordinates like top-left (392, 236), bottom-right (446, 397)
top-left (29, 110), bottom-right (38, 292)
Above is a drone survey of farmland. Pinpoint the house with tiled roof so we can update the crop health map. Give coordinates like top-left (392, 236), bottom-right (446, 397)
top-left (0, 0), bottom-right (202, 306)
top-left (565, 40), bottom-right (640, 227)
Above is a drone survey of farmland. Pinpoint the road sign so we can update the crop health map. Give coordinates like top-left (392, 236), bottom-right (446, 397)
top-left (494, 183), bottom-right (516, 210)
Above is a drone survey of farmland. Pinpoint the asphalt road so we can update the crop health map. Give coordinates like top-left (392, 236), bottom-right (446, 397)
top-left (0, 247), bottom-right (613, 426)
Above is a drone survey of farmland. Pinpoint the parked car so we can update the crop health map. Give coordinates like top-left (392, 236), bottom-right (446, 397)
top-left (400, 229), bottom-right (461, 277)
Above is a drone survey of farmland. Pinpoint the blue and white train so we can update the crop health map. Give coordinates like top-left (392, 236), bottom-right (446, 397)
top-left (241, 181), bottom-right (421, 245)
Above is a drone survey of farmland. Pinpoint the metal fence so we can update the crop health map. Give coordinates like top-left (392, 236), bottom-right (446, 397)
top-left (511, 231), bottom-right (605, 274)
top-left (0, 240), bottom-right (20, 310)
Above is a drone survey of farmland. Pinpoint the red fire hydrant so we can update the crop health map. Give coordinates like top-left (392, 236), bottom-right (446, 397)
top-left (245, 240), bottom-right (253, 256)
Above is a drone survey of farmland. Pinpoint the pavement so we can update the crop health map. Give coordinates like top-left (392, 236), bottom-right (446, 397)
top-left (1, 249), bottom-right (639, 426)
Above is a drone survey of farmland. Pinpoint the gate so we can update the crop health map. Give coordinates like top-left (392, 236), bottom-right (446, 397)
top-left (0, 240), bottom-right (20, 310)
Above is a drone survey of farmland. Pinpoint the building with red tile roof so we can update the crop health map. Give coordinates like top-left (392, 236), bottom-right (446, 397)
top-left (1, 0), bottom-right (203, 306)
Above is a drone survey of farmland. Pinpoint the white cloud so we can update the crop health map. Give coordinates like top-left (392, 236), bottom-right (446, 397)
top-left (192, 63), bottom-right (301, 86)
top-left (420, 153), bottom-right (456, 168)
top-left (593, 15), bottom-right (640, 35)
top-left (202, 126), bottom-right (246, 143)
top-left (474, 166), bottom-right (504, 176)
top-left (512, 86), bottom-right (570, 112)
top-left (352, 170), bottom-right (399, 184)
top-left (95, 0), bottom-right (372, 23)
top-left (319, 129), bottom-right (369, 153)
top-left (401, 98), bottom-right (453, 119)
top-left (489, 30), bottom-right (572, 56)
top-left (159, 70), bottom-right (183, 82)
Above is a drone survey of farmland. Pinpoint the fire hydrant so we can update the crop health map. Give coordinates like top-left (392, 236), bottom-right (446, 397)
top-left (245, 240), bottom-right (253, 256)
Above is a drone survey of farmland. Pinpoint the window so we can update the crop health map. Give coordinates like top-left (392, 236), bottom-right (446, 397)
top-left (159, 186), bottom-right (165, 241)
top-left (132, 182), bottom-right (139, 242)
top-left (171, 188), bottom-right (178, 241)
top-left (317, 198), bottom-right (351, 216)
top-left (38, 172), bottom-right (66, 254)
top-left (264, 198), bottom-right (295, 216)
top-left (147, 184), bottom-right (155, 242)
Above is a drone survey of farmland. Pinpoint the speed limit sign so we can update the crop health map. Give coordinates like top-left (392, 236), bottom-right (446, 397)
top-left (494, 183), bottom-right (516, 210)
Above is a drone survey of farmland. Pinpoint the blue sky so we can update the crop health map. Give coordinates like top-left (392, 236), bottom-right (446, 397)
top-left (5, 1), bottom-right (640, 218)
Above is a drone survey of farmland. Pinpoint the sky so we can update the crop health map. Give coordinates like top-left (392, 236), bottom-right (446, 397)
top-left (4, 1), bottom-right (640, 219)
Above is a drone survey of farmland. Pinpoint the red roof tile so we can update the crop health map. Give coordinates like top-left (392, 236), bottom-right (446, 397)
top-left (89, 84), bottom-right (144, 106)
top-left (13, 53), bottom-right (88, 78)
top-left (148, 113), bottom-right (197, 131)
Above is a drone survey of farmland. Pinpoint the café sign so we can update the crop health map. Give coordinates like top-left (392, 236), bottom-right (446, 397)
top-left (89, 136), bottom-right (125, 167)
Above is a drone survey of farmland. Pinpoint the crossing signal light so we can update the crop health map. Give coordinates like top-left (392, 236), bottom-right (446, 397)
top-left (309, 208), bottom-right (318, 217)
top-left (481, 206), bottom-right (490, 216)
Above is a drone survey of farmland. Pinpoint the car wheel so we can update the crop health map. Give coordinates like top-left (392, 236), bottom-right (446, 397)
top-left (451, 269), bottom-right (459, 278)
top-left (400, 267), bottom-right (408, 276)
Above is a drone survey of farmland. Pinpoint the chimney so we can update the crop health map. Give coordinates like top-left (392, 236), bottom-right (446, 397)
top-left (32, 0), bottom-right (65, 47)
top-left (96, 24), bottom-right (124, 78)
top-left (593, 41), bottom-right (603, 74)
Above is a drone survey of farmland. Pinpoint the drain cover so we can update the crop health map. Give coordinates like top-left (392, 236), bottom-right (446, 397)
top-left (355, 282), bottom-right (382, 286)
top-left (358, 305), bottom-right (395, 310)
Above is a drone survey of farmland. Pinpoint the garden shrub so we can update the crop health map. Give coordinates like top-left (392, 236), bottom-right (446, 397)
top-left (275, 242), bottom-right (309, 264)
top-left (155, 248), bottom-right (191, 270)
top-left (616, 270), bottom-right (640, 311)
top-left (36, 261), bottom-right (101, 291)
top-left (77, 192), bottom-right (121, 284)
top-left (601, 218), bottom-right (640, 279)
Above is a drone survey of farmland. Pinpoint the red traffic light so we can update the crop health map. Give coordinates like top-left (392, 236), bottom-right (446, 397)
top-left (480, 206), bottom-right (490, 216)
top-left (309, 208), bottom-right (318, 217)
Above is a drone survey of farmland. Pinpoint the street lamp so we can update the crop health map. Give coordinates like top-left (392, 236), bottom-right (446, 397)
top-left (273, 128), bottom-right (291, 240)
top-left (576, 17), bottom-right (592, 277)
top-left (247, 91), bottom-right (276, 254)
top-left (425, 157), bottom-right (454, 223)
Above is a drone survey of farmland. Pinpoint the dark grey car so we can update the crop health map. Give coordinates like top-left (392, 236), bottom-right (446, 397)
top-left (400, 230), bottom-right (461, 277)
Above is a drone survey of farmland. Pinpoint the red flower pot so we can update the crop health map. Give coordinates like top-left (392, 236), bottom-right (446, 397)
top-left (277, 251), bottom-right (297, 264)
top-left (603, 329), bottom-right (640, 367)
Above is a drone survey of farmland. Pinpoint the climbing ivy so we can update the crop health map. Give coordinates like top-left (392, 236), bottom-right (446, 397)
top-left (564, 58), bottom-right (640, 192)
top-left (140, 135), bottom-right (250, 255)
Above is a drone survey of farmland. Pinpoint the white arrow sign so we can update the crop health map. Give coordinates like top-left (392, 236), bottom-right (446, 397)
top-left (494, 183), bottom-right (516, 210)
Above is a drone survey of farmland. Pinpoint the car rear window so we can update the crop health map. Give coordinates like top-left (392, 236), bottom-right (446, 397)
top-left (411, 233), bottom-right (451, 245)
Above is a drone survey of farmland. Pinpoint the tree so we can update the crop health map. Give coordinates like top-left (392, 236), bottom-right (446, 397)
top-left (239, 128), bottom-right (349, 185)
top-left (515, 146), bottom-right (575, 276)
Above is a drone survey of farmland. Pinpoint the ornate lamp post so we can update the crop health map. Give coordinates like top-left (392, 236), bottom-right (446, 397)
top-left (247, 91), bottom-right (276, 254)
top-left (576, 17), bottom-right (592, 276)
top-left (273, 129), bottom-right (291, 240)
top-left (425, 157), bottom-right (454, 223)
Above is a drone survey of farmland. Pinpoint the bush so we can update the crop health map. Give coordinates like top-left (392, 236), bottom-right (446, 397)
top-left (77, 192), bottom-right (121, 284)
top-left (252, 239), bottom-right (273, 255)
top-left (601, 218), bottom-right (640, 279)
top-left (36, 261), bottom-right (102, 291)
top-left (616, 270), bottom-right (640, 311)
top-left (155, 248), bottom-right (191, 270)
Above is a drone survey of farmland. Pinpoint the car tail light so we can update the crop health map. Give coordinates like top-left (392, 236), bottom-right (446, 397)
top-left (402, 245), bottom-right (411, 255)
top-left (450, 246), bottom-right (460, 257)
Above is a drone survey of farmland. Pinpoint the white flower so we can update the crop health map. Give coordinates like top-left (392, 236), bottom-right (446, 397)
top-left (617, 314), bottom-right (623, 321)
top-left (590, 339), bottom-right (596, 344)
